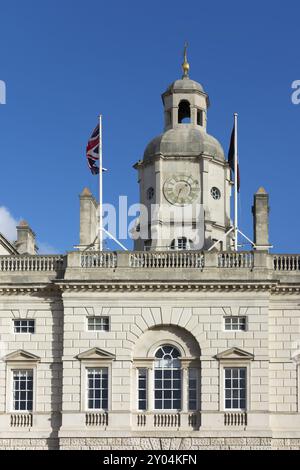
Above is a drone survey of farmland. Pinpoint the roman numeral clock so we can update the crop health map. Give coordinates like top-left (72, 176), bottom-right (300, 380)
top-left (163, 175), bottom-right (200, 206)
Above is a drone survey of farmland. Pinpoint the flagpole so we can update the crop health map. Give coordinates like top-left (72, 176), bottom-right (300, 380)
top-left (234, 112), bottom-right (238, 251)
top-left (99, 114), bottom-right (103, 251)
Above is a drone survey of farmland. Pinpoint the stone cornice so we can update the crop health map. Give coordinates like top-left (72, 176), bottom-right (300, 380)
top-left (271, 284), bottom-right (300, 295)
top-left (55, 281), bottom-right (279, 293)
top-left (0, 283), bottom-right (59, 296)
top-left (134, 153), bottom-right (227, 169)
top-left (1, 281), bottom-right (299, 295)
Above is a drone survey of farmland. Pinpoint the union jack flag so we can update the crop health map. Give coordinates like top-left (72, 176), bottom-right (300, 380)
top-left (86, 124), bottom-right (100, 175)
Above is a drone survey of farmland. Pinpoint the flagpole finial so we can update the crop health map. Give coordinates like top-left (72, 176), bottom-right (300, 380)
top-left (182, 42), bottom-right (190, 78)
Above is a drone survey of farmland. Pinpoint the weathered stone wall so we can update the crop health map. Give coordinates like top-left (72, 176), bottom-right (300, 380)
top-left (0, 438), bottom-right (58, 450)
top-left (269, 304), bottom-right (300, 413)
top-left (1, 436), bottom-right (300, 450)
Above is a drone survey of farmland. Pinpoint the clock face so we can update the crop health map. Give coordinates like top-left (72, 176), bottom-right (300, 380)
top-left (163, 174), bottom-right (200, 206)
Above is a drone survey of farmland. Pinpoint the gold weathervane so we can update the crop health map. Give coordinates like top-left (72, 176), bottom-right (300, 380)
top-left (182, 42), bottom-right (190, 78)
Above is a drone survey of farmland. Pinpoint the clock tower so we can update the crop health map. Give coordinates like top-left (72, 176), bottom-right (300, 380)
top-left (133, 49), bottom-right (232, 251)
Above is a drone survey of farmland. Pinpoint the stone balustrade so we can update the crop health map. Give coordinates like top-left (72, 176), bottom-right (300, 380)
top-left (134, 412), bottom-right (200, 430)
top-left (0, 255), bottom-right (65, 272)
top-left (273, 255), bottom-right (300, 271)
top-left (10, 413), bottom-right (33, 427)
top-left (1, 251), bottom-right (300, 274)
top-left (85, 412), bottom-right (108, 427)
top-left (81, 252), bottom-right (117, 268)
top-left (224, 412), bottom-right (247, 427)
top-left (218, 252), bottom-right (254, 269)
top-left (129, 251), bottom-right (204, 268)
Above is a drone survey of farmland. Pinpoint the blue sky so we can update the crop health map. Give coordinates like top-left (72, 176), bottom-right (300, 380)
top-left (0, 0), bottom-right (299, 253)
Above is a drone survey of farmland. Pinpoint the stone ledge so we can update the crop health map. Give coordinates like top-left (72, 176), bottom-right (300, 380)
top-left (0, 437), bottom-right (298, 450)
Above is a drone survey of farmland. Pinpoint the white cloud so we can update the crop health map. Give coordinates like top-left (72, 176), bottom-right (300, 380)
top-left (38, 242), bottom-right (58, 254)
top-left (0, 206), bottom-right (19, 241)
top-left (0, 206), bottom-right (58, 254)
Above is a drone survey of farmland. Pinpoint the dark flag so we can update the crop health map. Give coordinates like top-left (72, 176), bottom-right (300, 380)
top-left (86, 124), bottom-right (100, 175)
top-left (228, 124), bottom-right (240, 192)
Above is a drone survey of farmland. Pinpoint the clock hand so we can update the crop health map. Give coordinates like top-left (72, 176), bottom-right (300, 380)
top-left (176, 187), bottom-right (183, 202)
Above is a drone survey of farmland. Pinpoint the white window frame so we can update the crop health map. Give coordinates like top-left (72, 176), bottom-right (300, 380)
top-left (137, 368), bottom-right (148, 411)
top-left (6, 365), bottom-right (37, 413)
top-left (133, 342), bottom-right (201, 414)
top-left (223, 367), bottom-right (247, 411)
top-left (154, 345), bottom-right (182, 412)
top-left (79, 360), bottom-right (112, 412)
top-left (12, 369), bottom-right (34, 412)
top-left (188, 368), bottom-right (199, 411)
top-left (224, 316), bottom-right (247, 332)
top-left (86, 367), bottom-right (109, 411)
top-left (87, 316), bottom-right (110, 332)
top-left (219, 362), bottom-right (251, 412)
top-left (13, 319), bottom-right (35, 334)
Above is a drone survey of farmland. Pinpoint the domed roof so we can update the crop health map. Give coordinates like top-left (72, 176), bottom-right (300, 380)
top-left (165, 77), bottom-right (204, 94)
top-left (143, 125), bottom-right (224, 161)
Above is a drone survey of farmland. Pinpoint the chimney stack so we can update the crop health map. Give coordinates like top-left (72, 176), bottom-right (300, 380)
top-left (16, 220), bottom-right (37, 255)
top-left (252, 187), bottom-right (271, 251)
top-left (79, 188), bottom-right (98, 249)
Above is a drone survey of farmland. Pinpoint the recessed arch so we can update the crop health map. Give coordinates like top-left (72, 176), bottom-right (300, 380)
top-left (133, 325), bottom-right (201, 359)
top-left (178, 100), bottom-right (191, 123)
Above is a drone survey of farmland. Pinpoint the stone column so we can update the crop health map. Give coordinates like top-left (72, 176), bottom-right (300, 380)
top-left (15, 220), bottom-right (37, 254)
top-left (148, 366), bottom-right (154, 412)
top-left (171, 106), bottom-right (178, 127)
top-left (191, 106), bottom-right (197, 125)
top-left (252, 187), bottom-right (270, 251)
top-left (79, 187), bottom-right (98, 249)
top-left (182, 367), bottom-right (189, 412)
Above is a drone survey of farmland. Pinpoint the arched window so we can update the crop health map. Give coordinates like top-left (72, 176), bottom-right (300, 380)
top-left (170, 237), bottom-right (194, 251)
top-left (154, 345), bottom-right (181, 410)
top-left (178, 100), bottom-right (191, 123)
top-left (134, 326), bottom-right (201, 420)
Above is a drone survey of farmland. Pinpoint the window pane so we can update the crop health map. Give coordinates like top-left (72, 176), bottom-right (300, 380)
top-left (87, 368), bottom-right (108, 410)
top-left (87, 317), bottom-right (109, 331)
top-left (14, 320), bottom-right (35, 334)
top-left (224, 368), bottom-right (246, 411)
top-left (13, 370), bottom-right (33, 411)
top-left (188, 368), bottom-right (198, 411)
top-left (154, 345), bottom-right (182, 410)
top-left (138, 369), bottom-right (148, 411)
top-left (224, 317), bottom-right (247, 332)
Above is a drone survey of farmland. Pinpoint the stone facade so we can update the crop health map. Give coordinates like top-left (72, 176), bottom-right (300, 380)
top-left (0, 251), bottom-right (300, 450)
top-left (0, 65), bottom-right (300, 451)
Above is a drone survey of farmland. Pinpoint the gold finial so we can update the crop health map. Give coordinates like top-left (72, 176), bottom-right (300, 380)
top-left (182, 42), bottom-right (190, 78)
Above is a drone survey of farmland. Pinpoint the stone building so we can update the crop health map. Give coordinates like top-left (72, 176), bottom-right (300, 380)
top-left (0, 58), bottom-right (300, 451)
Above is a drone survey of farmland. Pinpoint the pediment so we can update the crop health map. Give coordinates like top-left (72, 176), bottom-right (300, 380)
top-left (215, 347), bottom-right (254, 361)
top-left (0, 233), bottom-right (18, 255)
top-left (77, 347), bottom-right (115, 361)
top-left (3, 349), bottom-right (41, 362)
